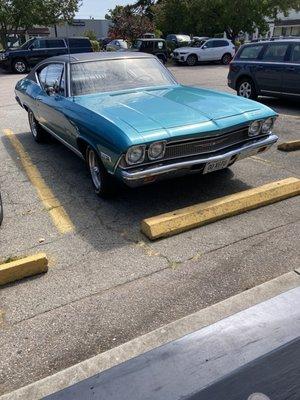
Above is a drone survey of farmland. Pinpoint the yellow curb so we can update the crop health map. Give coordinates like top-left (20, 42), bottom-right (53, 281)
top-left (0, 253), bottom-right (48, 286)
top-left (141, 177), bottom-right (300, 240)
top-left (277, 141), bottom-right (300, 152)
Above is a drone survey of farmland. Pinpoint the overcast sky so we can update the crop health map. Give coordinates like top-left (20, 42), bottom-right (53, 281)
top-left (76, 0), bottom-right (130, 19)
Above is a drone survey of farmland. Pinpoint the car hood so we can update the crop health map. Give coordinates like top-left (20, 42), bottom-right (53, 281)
top-left (73, 85), bottom-right (275, 142)
top-left (174, 47), bottom-right (194, 52)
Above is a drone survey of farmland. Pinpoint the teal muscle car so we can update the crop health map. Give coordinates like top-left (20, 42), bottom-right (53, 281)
top-left (15, 52), bottom-right (278, 196)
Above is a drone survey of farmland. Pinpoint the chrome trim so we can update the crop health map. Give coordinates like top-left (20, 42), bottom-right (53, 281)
top-left (39, 123), bottom-right (84, 159)
top-left (261, 89), bottom-right (300, 97)
top-left (120, 134), bottom-right (278, 183)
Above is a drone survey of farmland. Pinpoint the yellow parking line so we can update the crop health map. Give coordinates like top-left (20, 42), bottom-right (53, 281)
top-left (141, 177), bottom-right (300, 240)
top-left (3, 129), bottom-right (74, 234)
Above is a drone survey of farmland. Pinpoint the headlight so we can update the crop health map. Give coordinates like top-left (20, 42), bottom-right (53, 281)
top-left (125, 145), bottom-right (146, 165)
top-left (248, 120), bottom-right (261, 136)
top-left (148, 141), bottom-right (166, 160)
top-left (261, 117), bottom-right (275, 134)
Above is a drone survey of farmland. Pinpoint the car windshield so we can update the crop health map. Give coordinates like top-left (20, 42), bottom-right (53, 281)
top-left (19, 38), bottom-right (35, 49)
top-left (71, 57), bottom-right (177, 96)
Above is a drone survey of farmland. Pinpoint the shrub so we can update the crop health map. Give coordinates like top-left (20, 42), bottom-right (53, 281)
top-left (90, 40), bottom-right (100, 52)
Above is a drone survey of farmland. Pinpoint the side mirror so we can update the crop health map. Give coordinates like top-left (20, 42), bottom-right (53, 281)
top-left (28, 44), bottom-right (34, 50)
top-left (202, 45), bottom-right (207, 49)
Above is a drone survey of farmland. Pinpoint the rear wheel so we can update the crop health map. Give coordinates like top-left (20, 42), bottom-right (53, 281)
top-left (237, 78), bottom-right (257, 100)
top-left (12, 59), bottom-right (27, 74)
top-left (86, 146), bottom-right (117, 197)
top-left (28, 110), bottom-right (48, 143)
top-left (186, 54), bottom-right (197, 66)
top-left (221, 53), bottom-right (232, 65)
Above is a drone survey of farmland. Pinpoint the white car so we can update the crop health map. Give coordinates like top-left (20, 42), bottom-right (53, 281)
top-left (106, 39), bottom-right (128, 51)
top-left (173, 38), bottom-right (235, 66)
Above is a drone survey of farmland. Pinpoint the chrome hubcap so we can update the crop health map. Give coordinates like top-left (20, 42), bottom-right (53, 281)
top-left (29, 112), bottom-right (38, 137)
top-left (15, 61), bottom-right (26, 73)
top-left (239, 82), bottom-right (252, 98)
top-left (88, 150), bottom-right (101, 190)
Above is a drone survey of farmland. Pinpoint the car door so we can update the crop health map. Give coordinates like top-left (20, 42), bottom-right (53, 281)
top-left (253, 42), bottom-right (289, 94)
top-left (27, 38), bottom-right (49, 67)
top-left (282, 43), bottom-right (300, 97)
top-left (199, 40), bottom-right (216, 61)
top-left (36, 63), bottom-right (79, 148)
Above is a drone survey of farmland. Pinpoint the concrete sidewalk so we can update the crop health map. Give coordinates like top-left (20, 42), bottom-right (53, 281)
top-left (2, 270), bottom-right (300, 400)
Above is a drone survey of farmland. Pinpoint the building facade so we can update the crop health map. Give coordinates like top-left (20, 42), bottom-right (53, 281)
top-left (48, 19), bottom-right (111, 40)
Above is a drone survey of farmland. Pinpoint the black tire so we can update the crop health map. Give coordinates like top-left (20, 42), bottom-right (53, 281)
top-left (186, 54), bottom-right (197, 66)
top-left (12, 59), bottom-right (27, 74)
top-left (221, 53), bottom-right (232, 65)
top-left (236, 78), bottom-right (257, 100)
top-left (86, 146), bottom-right (117, 197)
top-left (28, 110), bottom-right (49, 143)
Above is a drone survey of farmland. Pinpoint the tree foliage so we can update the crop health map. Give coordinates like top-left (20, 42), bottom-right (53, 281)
top-left (106, 5), bottom-right (155, 42)
top-left (155, 0), bottom-right (300, 40)
top-left (0, 0), bottom-right (80, 47)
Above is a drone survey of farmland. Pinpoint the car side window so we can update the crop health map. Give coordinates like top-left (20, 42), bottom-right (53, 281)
top-left (31, 39), bottom-right (47, 49)
top-left (262, 43), bottom-right (289, 62)
top-left (203, 40), bottom-right (214, 49)
top-left (213, 40), bottom-right (229, 47)
top-left (38, 63), bottom-right (65, 96)
top-left (47, 39), bottom-right (66, 48)
top-left (239, 45), bottom-right (264, 60)
top-left (290, 44), bottom-right (300, 63)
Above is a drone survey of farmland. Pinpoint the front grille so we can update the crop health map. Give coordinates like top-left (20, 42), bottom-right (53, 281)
top-left (164, 128), bottom-right (250, 160)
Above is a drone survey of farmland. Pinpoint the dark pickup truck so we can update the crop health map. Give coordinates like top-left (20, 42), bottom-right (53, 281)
top-left (0, 37), bottom-right (92, 74)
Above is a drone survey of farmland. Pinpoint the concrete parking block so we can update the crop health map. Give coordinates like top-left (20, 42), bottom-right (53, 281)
top-left (141, 177), bottom-right (300, 239)
top-left (277, 140), bottom-right (300, 152)
top-left (0, 253), bottom-right (48, 286)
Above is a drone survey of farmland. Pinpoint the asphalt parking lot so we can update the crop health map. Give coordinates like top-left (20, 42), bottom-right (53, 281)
top-left (0, 64), bottom-right (299, 395)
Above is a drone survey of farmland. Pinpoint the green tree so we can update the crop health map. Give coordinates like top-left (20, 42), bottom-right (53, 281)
top-left (0, 0), bottom-right (80, 48)
top-left (155, 0), bottom-right (300, 41)
top-left (106, 5), bottom-right (155, 42)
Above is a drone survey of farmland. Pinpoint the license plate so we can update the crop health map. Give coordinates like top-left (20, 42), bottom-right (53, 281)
top-left (203, 158), bottom-right (231, 174)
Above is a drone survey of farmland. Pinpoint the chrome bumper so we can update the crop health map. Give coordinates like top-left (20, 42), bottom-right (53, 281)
top-left (119, 134), bottom-right (278, 187)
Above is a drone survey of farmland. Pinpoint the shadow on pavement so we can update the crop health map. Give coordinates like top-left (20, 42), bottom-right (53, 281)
top-left (2, 131), bottom-right (253, 251)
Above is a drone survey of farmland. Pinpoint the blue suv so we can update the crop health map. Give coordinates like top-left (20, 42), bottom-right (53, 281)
top-left (228, 39), bottom-right (300, 100)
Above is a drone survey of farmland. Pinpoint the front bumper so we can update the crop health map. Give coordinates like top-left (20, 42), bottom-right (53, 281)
top-left (0, 58), bottom-right (10, 70)
top-left (118, 134), bottom-right (278, 187)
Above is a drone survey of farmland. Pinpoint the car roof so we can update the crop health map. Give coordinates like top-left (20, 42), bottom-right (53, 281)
top-left (136, 38), bottom-right (165, 42)
top-left (244, 39), bottom-right (300, 45)
top-left (39, 51), bottom-right (156, 64)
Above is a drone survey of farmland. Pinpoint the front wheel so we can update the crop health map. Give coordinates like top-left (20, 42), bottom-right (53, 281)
top-left (28, 110), bottom-right (48, 143)
top-left (12, 59), bottom-right (27, 74)
top-left (86, 146), bottom-right (117, 197)
top-left (186, 54), bottom-right (197, 66)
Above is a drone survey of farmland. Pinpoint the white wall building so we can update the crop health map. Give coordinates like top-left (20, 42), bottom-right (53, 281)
top-left (270, 10), bottom-right (300, 37)
top-left (48, 19), bottom-right (111, 39)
